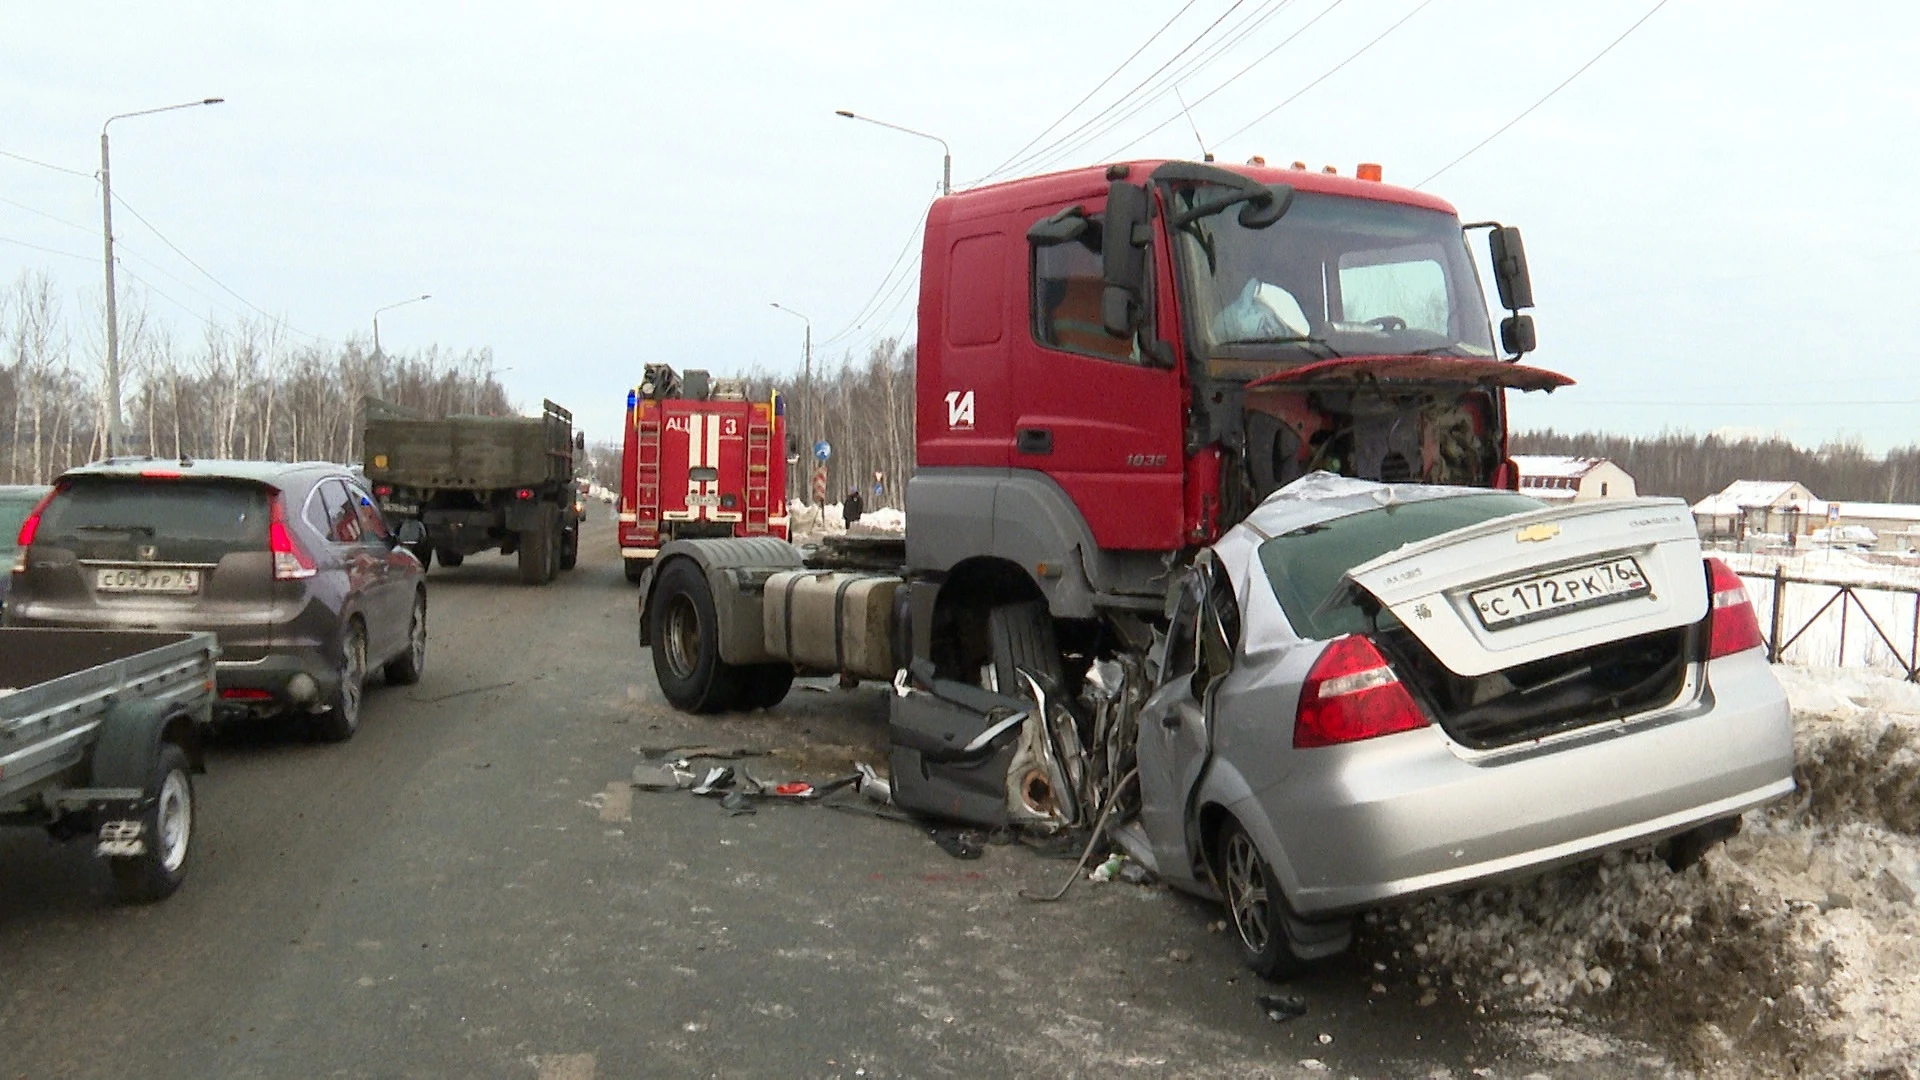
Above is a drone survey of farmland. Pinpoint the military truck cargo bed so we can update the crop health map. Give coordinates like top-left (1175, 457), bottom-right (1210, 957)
top-left (364, 412), bottom-right (572, 491)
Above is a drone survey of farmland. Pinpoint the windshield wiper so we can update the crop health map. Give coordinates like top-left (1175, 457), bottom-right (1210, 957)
top-left (1228, 335), bottom-right (1342, 358)
top-left (74, 523), bottom-right (155, 535)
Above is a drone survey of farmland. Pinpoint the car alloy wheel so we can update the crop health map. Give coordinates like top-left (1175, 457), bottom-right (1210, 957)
top-left (1224, 828), bottom-right (1272, 956)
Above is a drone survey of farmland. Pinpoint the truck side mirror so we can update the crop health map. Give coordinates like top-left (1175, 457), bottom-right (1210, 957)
top-left (1026, 206), bottom-right (1089, 246)
top-left (1101, 181), bottom-right (1152, 338)
top-left (1488, 226), bottom-right (1533, 311)
top-left (1501, 314), bottom-right (1537, 356)
top-left (575, 432), bottom-right (586, 451)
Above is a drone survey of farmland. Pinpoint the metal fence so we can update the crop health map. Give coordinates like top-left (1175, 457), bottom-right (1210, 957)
top-left (1736, 566), bottom-right (1920, 681)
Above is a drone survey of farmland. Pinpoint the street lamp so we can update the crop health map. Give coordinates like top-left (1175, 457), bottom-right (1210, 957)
top-left (835, 109), bottom-right (951, 196)
top-left (770, 302), bottom-right (813, 504)
top-left (100, 96), bottom-right (224, 459)
top-left (372, 294), bottom-right (432, 356)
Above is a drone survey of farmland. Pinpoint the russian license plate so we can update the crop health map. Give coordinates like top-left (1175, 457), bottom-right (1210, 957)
top-left (1470, 556), bottom-right (1650, 630)
top-left (380, 502), bottom-right (419, 516)
top-left (687, 494), bottom-right (720, 508)
top-left (95, 566), bottom-right (201, 595)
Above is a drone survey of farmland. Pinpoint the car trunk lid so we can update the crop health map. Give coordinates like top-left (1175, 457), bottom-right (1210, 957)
top-left (1337, 497), bottom-right (1705, 678)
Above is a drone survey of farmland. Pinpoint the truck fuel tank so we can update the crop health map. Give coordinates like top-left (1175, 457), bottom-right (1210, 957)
top-left (762, 571), bottom-right (901, 680)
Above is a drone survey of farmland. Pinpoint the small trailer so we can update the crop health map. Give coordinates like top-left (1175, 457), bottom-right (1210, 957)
top-left (0, 628), bottom-right (217, 902)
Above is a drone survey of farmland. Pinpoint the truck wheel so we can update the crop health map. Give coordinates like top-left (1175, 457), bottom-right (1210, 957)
top-left (742, 664), bottom-right (795, 710)
top-left (518, 521), bottom-right (553, 585)
top-left (989, 601), bottom-right (1065, 697)
top-left (110, 742), bottom-right (194, 903)
top-left (546, 520), bottom-right (563, 581)
top-left (650, 558), bottom-right (742, 713)
top-left (624, 557), bottom-right (648, 585)
top-left (313, 620), bottom-right (367, 743)
top-left (383, 591), bottom-right (427, 686)
top-left (559, 526), bottom-right (579, 571)
top-left (438, 550), bottom-right (465, 568)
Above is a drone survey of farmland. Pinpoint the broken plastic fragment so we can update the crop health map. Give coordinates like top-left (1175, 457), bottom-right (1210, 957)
top-left (773, 782), bottom-right (812, 797)
top-left (690, 767), bottom-right (734, 796)
top-left (1256, 992), bottom-right (1308, 1023)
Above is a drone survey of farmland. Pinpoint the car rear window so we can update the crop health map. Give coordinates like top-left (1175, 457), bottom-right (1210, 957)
top-left (1259, 492), bottom-right (1543, 640)
top-left (36, 478), bottom-right (272, 564)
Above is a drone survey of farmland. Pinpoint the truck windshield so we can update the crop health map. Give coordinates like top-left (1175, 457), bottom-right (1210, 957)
top-left (1169, 188), bottom-right (1497, 362)
top-left (1259, 492), bottom-right (1542, 640)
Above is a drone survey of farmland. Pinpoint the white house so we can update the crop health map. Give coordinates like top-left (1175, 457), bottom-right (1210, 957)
top-left (1824, 501), bottom-right (1920, 553)
top-left (1691, 480), bottom-right (1820, 541)
top-left (1513, 456), bottom-right (1638, 503)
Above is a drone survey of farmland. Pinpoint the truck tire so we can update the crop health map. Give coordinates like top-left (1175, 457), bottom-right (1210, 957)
top-left (109, 742), bottom-right (194, 903)
top-left (649, 558), bottom-right (742, 713)
top-left (518, 518), bottom-right (554, 585)
top-left (741, 664), bottom-right (795, 710)
top-left (559, 525), bottom-right (579, 571)
top-left (437, 550), bottom-right (465, 568)
top-left (624, 557), bottom-right (648, 585)
top-left (988, 601), bottom-right (1065, 698)
top-left (312, 620), bottom-right (367, 743)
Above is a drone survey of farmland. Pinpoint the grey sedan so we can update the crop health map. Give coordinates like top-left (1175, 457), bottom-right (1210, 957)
top-left (1124, 475), bottom-right (1794, 978)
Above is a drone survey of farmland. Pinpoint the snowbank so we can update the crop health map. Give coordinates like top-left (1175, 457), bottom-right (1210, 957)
top-left (1380, 664), bottom-right (1920, 1077)
top-left (786, 500), bottom-right (905, 543)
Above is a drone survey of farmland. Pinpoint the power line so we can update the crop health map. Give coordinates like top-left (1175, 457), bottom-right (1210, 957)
top-left (818, 199), bottom-right (933, 347)
top-left (0, 234), bottom-right (94, 262)
top-left (0, 147), bottom-right (92, 180)
top-left (979, 0), bottom-right (1257, 183)
top-left (1021, 0), bottom-right (1304, 177)
top-left (0, 193), bottom-right (96, 235)
top-left (1219, 0), bottom-right (1439, 145)
top-left (977, 0), bottom-right (1204, 182)
top-left (1100, 0), bottom-right (1345, 160)
top-left (1417, 0), bottom-right (1672, 187)
top-left (109, 190), bottom-right (320, 341)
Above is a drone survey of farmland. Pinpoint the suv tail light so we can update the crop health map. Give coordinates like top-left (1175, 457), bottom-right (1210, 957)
top-left (1705, 557), bottom-right (1765, 659)
top-left (1294, 635), bottom-right (1429, 748)
top-left (268, 494), bottom-right (317, 581)
top-left (15, 486), bottom-right (57, 550)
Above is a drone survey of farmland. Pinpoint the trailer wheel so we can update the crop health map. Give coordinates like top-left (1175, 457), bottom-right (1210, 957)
top-left (109, 742), bottom-right (194, 903)
top-left (650, 558), bottom-right (741, 713)
top-left (518, 516), bottom-right (554, 585)
top-left (989, 601), bottom-right (1066, 697)
top-left (623, 557), bottom-right (648, 585)
top-left (559, 525), bottom-right (579, 571)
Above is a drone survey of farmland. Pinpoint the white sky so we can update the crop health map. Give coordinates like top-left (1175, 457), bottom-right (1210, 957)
top-left (3, 1), bottom-right (1916, 451)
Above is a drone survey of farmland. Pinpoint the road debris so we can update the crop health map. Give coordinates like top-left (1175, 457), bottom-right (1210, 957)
top-left (1255, 992), bottom-right (1308, 1023)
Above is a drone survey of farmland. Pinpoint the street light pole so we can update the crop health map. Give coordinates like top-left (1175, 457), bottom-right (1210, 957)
top-left (770, 302), bottom-right (812, 503)
top-left (372, 294), bottom-right (432, 357)
top-left (100, 96), bottom-right (224, 459)
top-left (835, 110), bottom-right (951, 195)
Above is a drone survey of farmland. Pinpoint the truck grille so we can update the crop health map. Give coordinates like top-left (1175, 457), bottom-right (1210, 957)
top-left (1377, 624), bottom-right (1693, 751)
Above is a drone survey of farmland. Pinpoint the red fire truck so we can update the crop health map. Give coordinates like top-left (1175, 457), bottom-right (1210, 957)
top-left (618, 365), bottom-right (789, 584)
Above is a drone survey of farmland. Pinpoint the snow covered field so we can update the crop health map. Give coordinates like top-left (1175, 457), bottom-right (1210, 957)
top-left (1383, 663), bottom-right (1920, 1076)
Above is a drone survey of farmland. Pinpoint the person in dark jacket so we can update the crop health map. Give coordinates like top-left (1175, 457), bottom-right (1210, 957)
top-left (843, 487), bottom-right (864, 527)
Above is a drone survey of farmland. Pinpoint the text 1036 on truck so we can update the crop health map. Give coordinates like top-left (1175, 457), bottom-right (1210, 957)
top-left (618, 365), bottom-right (791, 585)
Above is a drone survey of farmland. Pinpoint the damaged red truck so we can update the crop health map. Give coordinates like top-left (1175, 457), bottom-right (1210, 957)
top-left (636, 158), bottom-right (1585, 929)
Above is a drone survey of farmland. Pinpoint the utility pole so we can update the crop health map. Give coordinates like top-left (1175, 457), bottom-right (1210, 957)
top-left (372, 294), bottom-right (432, 359)
top-left (99, 97), bottom-right (224, 459)
top-left (770, 303), bottom-right (813, 504)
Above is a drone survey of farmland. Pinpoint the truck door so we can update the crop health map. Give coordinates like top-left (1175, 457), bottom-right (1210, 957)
top-left (1014, 202), bottom-right (1185, 550)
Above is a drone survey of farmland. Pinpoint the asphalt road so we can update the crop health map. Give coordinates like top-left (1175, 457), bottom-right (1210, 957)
top-left (0, 513), bottom-right (1650, 1078)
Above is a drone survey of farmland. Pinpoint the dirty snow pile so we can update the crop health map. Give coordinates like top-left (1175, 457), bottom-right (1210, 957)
top-left (1383, 665), bottom-right (1920, 1077)
top-left (786, 500), bottom-right (905, 543)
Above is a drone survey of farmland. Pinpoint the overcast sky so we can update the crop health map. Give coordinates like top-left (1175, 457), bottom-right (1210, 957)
top-left (3, 1), bottom-right (1916, 451)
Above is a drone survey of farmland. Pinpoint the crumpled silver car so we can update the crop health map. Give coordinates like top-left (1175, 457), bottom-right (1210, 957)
top-left (1121, 474), bottom-right (1794, 978)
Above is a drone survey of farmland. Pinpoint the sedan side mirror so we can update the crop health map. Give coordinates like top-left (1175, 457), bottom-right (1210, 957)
top-left (396, 519), bottom-right (428, 546)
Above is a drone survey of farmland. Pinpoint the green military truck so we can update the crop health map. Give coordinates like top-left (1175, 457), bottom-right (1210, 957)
top-left (362, 397), bottom-right (584, 585)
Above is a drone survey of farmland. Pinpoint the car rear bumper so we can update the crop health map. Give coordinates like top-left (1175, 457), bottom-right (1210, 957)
top-left (1258, 648), bottom-right (1796, 916)
top-left (215, 648), bottom-right (337, 712)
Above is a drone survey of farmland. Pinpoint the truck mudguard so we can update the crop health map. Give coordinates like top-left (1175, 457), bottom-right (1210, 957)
top-left (88, 699), bottom-right (204, 790)
top-left (907, 468), bottom-right (1172, 618)
top-left (637, 537), bottom-right (805, 665)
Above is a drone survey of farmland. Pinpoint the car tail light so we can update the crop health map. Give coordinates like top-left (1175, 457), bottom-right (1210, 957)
top-left (15, 486), bottom-right (57, 549)
top-left (1294, 635), bottom-right (1429, 748)
top-left (268, 494), bottom-right (317, 580)
top-left (220, 687), bottom-right (274, 701)
top-left (516, 488), bottom-right (534, 500)
top-left (1705, 557), bottom-right (1765, 659)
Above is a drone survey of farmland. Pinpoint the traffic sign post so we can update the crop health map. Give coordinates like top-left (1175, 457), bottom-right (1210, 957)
top-left (811, 465), bottom-right (828, 506)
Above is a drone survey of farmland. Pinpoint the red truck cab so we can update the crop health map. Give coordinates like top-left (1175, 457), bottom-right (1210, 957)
top-left (906, 160), bottom-right (1567, 629)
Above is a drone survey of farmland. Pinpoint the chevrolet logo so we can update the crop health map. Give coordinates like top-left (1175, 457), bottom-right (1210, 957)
top-left (1515, 523), bottom-right (1561, 544)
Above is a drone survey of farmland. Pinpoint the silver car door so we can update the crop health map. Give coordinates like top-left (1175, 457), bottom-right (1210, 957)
top-left (1138, 557), bottom-right (1239, 882)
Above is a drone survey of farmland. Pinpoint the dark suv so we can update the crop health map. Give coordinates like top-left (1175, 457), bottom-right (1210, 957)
top-left (5, 460), bottom-right (428, 741)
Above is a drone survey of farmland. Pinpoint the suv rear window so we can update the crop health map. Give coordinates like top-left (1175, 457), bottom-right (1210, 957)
top-left (1259, 492), bottom-right (1542, 640)
top-left (36, 479), bottom-right (273, 564)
